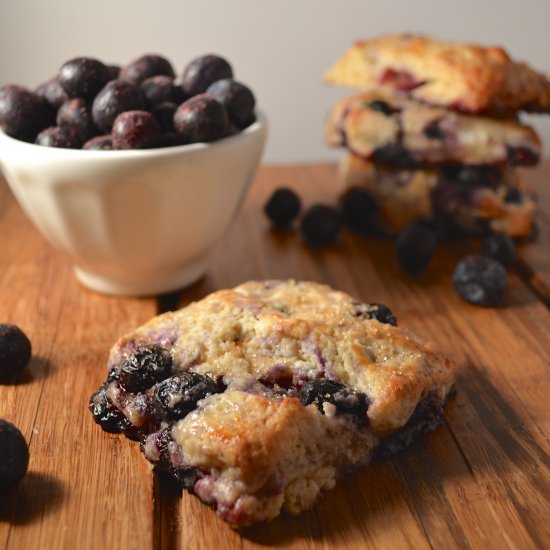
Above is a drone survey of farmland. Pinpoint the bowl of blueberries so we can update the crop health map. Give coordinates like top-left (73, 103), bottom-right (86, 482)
top-left (0, 53), bottom-right (267, 296)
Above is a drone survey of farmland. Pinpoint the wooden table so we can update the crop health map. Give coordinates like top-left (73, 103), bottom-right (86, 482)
top-left (1, 163), bottom-right (549, 550)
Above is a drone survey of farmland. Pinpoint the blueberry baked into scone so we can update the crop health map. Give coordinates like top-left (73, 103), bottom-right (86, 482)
top-left (324, 33), bottom-right (550, 239)
top-left (326, 92), bottom-right (541, 166)
top-left (89, 280), bottom-right (456, 527)
top-left (339, 153), bottom-right (536, 237)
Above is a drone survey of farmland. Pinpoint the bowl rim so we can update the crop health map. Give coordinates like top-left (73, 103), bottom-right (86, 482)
top-left (0, 109), bottom-right (267, 159)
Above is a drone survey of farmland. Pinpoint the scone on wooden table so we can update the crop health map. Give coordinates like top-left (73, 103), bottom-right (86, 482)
top-left (326, 92), bottom-right (541, 166)
top-left (90, 280), bottom-right (456, 527)
top-left (324, 33), bottom-right (550, 113)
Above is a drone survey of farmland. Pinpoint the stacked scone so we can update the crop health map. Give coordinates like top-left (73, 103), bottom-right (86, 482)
top-left (324, 33), bottom-right (550, 238)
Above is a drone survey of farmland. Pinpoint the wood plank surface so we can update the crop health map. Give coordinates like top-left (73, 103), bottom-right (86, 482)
top-left (0, 181), bottom-right (158, 549)
top-left (1, 162), bottom-right (550, 549)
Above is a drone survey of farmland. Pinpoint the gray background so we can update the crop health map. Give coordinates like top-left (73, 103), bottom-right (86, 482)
top-left (1, 0), bottom-right (549, 162)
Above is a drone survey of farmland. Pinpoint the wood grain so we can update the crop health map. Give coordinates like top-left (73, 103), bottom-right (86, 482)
top-left (1, 162), bottom-right (550, 549)
top-left (0, 182), bottom-right (158, 549)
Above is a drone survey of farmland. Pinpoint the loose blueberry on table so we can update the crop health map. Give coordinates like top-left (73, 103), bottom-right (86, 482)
top-left (0, 419), bottom-right (29, 493)
top-left (395, 222), bottom-right (438, 274)
top-left (264, 187), bottom-right (302, 228)
top-left (0, 323), bottom-right (32, 380)
top-left (481, 234), bottom-right (516, 268)
top-left (300, 204), bottom-right (342, 246)
top-left (452, 255), bottom-right (507, 306)
top-left (339, 187), bottom-right (378, 233)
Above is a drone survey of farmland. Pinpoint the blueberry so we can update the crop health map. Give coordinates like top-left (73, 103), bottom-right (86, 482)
top-left (423, 120), bottom-right (445, 140)
top-left (372, 143), bottom-right (416, 167)
top-left (452, 255), bottom-right (507, 306)
top-left (106, 368), bottom-right (119, 383)
top-left (481, 234), bottom-right (516, 268)
top-left (154, 372), bottom-right (221, 421)
top-left (119, 345), bottom-right (172, 393)
top-left (374, 393), bottom-right (445, 459)
top-left (442, 165), bottom-right (501, 189)
top-left (151, 101), bottom-right (177, 132)
top-left (140, 76), bottom-right (186, 109)
top-left (299, 379), bottom-right (367, 422)
top-left (83, 135), bottom-right (113, 150)
top-left (264, 187), bottom-right (301, 228)
top-left (141, 427), bottom-right (172, 463)
top-left (181, 54), bottom-right (233, 97)
top-left (155, 132), bottom-right (182, 148)
top-left (300, 204), bottom-right (342, 246)
top-left (142, 428), bottom-right (197, 489)
top-left (106, 64), bottom-right (121, 80)
top-left (0, 419), bottom-right (29, 493)
top-left (396, 223), bottom-right (437, 273)
top-left (339, 187), bottom-right (378, 233)
top-left (353, 302), bottom-right (397, 326)
top-left (111, 110), bottom-right (161, 150)
top-left (35, 75), bottom-right (68, 109)
top-left (367, 99), bottom-right (397, 115)
top-left (173, 94), bottom-right (229, 143)
top-left (0, 84), bottom-right (55, 142)
top-left (206, 79), bottom-right (255, 129)
top-left (0, 324), bottom-right (32, 380)
top-left (172, 467), bottom-right (198, 489)
top-left (504, 189), bottom-right (523, 204)
top-left (506, 145), bottom-right (539, 166)
top-left (88, 385), bottom-right (130, 433)
top-left (59, 57), bottom-right (111, 99)
top-left (92, 79), bottom-right (146, 133)
top-left (57, 98), bottom-right (97, 142)
top-left (120, 54), bottom-right (175, 85)
top-left (35, 126), bottom-right (82, 149)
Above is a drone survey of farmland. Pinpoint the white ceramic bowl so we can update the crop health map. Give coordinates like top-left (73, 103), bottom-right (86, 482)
top-left (0, 112), bottom-right (267, 296)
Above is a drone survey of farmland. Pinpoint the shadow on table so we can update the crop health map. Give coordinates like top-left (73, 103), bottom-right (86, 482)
top-left (0, 472), bottom-right (65, 524)
top-left (0, 357), bottom-right (55, 386)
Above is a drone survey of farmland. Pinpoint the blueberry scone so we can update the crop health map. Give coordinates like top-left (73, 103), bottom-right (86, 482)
top-left (89, 280), bottom-right (456, 526)
top-left (340, 153), bottom-right (536, 236)
top-left (324, 33), bottom-right (550, 113)
top-left (326, 92), bottom-right (541, 166)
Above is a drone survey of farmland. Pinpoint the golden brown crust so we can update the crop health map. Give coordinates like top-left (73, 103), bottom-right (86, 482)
top-left (326, 91), bottom-right (541, 166)
top-left (110, 280), bottom-right (455, 433)
top-left (340, 153), bottom-right (536, 236)
top-left (106, 279), bottom-right (456, 526)
top-left (324, 33), bottom-right (550, 113)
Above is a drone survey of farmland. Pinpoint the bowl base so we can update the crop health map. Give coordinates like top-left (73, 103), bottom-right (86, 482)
top-left (74, 259), bottom-right (208, 297)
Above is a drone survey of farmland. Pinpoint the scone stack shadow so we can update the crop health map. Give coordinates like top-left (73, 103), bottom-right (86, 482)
top-left (324, 34), bottom-right (550, 238)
